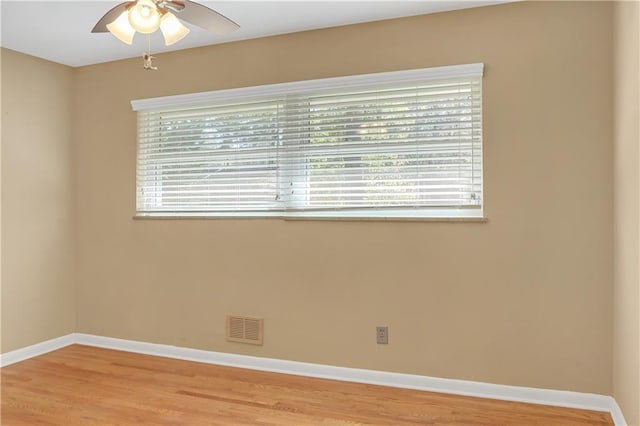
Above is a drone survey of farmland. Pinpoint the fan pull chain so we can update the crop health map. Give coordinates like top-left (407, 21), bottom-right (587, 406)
top-left (143, 34), bottom-right (158, 70)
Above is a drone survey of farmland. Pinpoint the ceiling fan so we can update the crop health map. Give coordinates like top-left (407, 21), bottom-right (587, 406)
top-left (93, 0), bottom-right (239, 68)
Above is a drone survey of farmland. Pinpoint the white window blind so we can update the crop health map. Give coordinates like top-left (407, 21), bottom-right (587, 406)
top-left (137, 100), bottom-right (282, 213)
top-left (134, 63), bottom-right (483, 219)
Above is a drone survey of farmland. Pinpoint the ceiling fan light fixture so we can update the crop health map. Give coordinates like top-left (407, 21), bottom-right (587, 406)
top-left (106, 11), bottom-right (136, 45)
top-left (128, 0), bottom-right (161, 34)
top-left (160, 12), bottom-right (190, 46)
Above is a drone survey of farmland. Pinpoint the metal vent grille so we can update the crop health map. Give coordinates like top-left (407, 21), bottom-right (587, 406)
top-left (226, 316), bottom-right (263, 345)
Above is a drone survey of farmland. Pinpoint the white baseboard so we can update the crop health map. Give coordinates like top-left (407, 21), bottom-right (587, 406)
top-left (1, 333), bottom-right (629, 426)
top-left (609, 399), bottom-right (628, 426)
top-left (0, 334), bottom-right (75, 367)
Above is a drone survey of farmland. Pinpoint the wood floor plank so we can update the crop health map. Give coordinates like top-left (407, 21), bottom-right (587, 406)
top-left (0, 345), bottom-right (614, 425)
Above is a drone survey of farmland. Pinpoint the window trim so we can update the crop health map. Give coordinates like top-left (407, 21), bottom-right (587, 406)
top-left (132, 63), bottom-right (485, 221)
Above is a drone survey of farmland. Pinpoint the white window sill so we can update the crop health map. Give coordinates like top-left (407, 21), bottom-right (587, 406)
top-left (133, 214), bottom-right (488, 223)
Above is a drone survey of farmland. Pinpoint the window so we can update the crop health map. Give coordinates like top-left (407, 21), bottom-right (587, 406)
top-left (133, 63), bottom-right (483, 219)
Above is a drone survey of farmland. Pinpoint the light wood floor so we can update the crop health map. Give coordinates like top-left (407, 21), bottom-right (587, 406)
top-left (1, 345), bottom-right (613, 425)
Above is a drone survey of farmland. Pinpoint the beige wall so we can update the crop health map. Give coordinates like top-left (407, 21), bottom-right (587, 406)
top-left (0, 45), bottom-right (3, 352)
top-left (73, 1), bottom-right (613, 394)
top-left (0, 49), bottom-right (76, 352)
top-left (613, 1), bottom-right (640, 424)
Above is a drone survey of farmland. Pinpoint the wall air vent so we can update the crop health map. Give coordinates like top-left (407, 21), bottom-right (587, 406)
top-left (226, 315), bottom-right (263, 345)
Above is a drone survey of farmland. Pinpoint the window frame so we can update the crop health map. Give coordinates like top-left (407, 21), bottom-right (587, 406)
top-left (132, 63), bottom-right (485, 221)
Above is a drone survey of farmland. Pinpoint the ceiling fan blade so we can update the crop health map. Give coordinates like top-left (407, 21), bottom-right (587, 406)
top-left (174, 0), bottom-right (240, 35)
top-left (92, 2), bottom-right (134, 33)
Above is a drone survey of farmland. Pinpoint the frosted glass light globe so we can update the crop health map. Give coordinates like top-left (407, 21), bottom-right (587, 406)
top-left (128, 0), bottom-right (161, 34)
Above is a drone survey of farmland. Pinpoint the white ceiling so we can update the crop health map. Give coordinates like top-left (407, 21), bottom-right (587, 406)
top-left (0, 0), bottom-right (508, 67)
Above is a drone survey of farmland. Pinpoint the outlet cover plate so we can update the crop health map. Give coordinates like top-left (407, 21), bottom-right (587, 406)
top-left (376, 326), bottom-right (388, 344)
